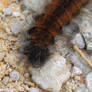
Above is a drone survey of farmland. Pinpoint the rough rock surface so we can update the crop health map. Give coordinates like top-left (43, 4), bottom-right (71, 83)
top-left (30, 53), bottom-right (71, 92)
top-left (71, 33), bottom-right (85, 49)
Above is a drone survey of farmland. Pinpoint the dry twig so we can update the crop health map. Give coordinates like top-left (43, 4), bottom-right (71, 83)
top-left (73, 45), bottom-right (92, 68)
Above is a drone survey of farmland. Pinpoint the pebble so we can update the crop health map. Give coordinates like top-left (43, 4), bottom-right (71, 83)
top-left (23, 0), bottom-right (49, 14)
top-left (65, 80), bottom-right (78, 92)
top-left (12, 12), bottom-right (21, 17)
top-left (86, 72), bottom-right (92, 92)
top-left (71, 33), bottom-right (85, 49)
top-left (26, 15), bottom-right (34, 25)
top-left (29, 87), bottom-right (40, 92)
top-left (11, 21), bottom-right (25, 35)
top-left (72, 66), bottom-right (83, 77)
top-left (70, 52), bottom-right (91, 74)
top-left (23, 84), bottom-right (30, 91)
top-left (23, 10), bottom-right (29, 15)
top-left (74, 85), bottom-right (89, 92)
top-left (16, 0), bottom-right (20, 3)
top-left (10, 70), bottom-right (20, 81)
top-left (80, 20), bottom-right (92, 52)
top-left (65, 81), bottom-right (89, 92)
top-left (24, 73), bottom-right (29, 78)
top-left (87, 43), bottom-right (92, 52)
top-left (3, 8), bottom-right (12, 16)
top-left (30, 53), bottom-right (71, 92)
top-left (2, 76), bottom-right (9, 83)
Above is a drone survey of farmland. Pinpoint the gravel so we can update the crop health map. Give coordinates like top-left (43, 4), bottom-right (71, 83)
top-left (29, 87), bottom-right (41, 92)
top-left (3, 8), bottom-right (12, 16)
top-left (72, 66), bottom-right (83, 77)
top-left (86, 72), bottom-right (92, 92)
top-left (2, 76), bottom-right (9, 83)
top-left (0, 0), bottom-right (92, 92)
top-left (10, 70), bottom-right (20, 81)
top-left (74, 86), bottom-right (89, 92)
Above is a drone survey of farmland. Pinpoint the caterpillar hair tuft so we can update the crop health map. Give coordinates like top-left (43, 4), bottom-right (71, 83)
top-left (24, 0), bottom-right (89, 67)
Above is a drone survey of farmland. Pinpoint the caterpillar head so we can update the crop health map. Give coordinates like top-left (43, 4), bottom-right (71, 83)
top-left (24, 44), bottom-right (50, 68)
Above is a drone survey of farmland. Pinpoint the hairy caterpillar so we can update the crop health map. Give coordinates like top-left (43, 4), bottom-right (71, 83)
top-left (24, 0), bottom-right (89, 67)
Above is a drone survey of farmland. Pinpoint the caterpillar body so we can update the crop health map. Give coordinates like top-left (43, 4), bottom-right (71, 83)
top-left (24, 0), bottom-right (89, 67)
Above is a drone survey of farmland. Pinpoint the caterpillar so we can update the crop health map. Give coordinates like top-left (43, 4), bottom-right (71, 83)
top-left (24, 0), bottom-right (89, 67)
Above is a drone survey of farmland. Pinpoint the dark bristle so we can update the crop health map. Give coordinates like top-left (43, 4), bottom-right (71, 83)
top-left (23, 0), bottom-right (89, 68)
top-left (24, 44), bottom-right (50, 67)
top-left (28, 27), bottom-right (36, 34)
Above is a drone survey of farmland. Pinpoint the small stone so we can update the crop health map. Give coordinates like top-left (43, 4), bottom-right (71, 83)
top-left (72, 66), bottom-right (83, 77)
top-left (23, 0), bottom-right (49, 14)
top-left (29, 87), bottom-right (40, 92)
top-left (10, 70), bottom-right (20, 81)
top-left (0, 52), bottom-right (4, 61)
top-left (86, 43), bottom-right (92, 52)
top-left (71, 33), bottom-right (85, 49)
top-left (11, 21), bottom-right (25, 35)
top-left (16, 0), bottom-right (20, 3)
top-left (3, 8), bottom-right (12, 15)
top-left (86, 72), bottom-right (92, 92)
top-left (2, 76), bottom-right (9, 83)
top-left (12, 12), bottom-right (21, 17)
top-left (5, 27), bottom-right (11, 34)
top-left (30, 53), bottom-right (71, 92)
top-left (65, 80), bottom-right (78, 92)
top-left (70, 52), bottom-right (91, 74)
top-left (80, 20), bottom-right (92, 52)
top-left (74, 86), bottom-right (89, 92)
top-left (24, 73), bottom-right (29, 78)
top-left (23, 10), bottom-right (29, 15)
top-left (26, 15), bottom-right (34, 25)
top-left (23, 84), bottom-right (30, 91)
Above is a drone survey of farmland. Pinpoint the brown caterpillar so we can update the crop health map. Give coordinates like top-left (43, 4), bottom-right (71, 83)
top-left (24, 0), bottom-right (89, 67)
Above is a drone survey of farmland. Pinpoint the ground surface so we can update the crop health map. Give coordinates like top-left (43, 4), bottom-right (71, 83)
top-left (0, 0), bottom-right (92, 92)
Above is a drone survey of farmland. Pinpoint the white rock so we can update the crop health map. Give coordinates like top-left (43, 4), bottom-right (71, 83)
top-left (5, 27), bottom-right (11, 34)
top-left (74, 85), bottom-right (89, 92)
top-left (75, 88), bottom-right (89, 92)
top-left (12, 12), bottom-right (21, 17)
top-left (24, 73), bottom-right (29, 78)
top-left (30, 53), bottom-right (71, 92)
top-left (10, 70), bottom-right (20, 81)
top-left (23, 10), bottom-right (29, 15)
top-left (71, 33), bottom-right (85, 49)
top-left (70, 52), bottom-right (91, 74)
top-left (80, 20), bottom-right (92, 51)
top-left (2, 76), bottom-right (9, 83)
top-left (65, 81), bottom-right (89, 92)
top-left (16, 0), bottom-right (20, 3)
top-left (29, 87), bottom-right (40, 92)
top-left (72, 66), bottom-right (83, 77)
top-left (23, 0), bottom-right (50, 14)
top-left (23, 84), bottom-right (30, 91)
top-left (86, 72), bottom-right (92, 92)
top-left (87, 43), bottom-right (92, 52)
top-left (3, 8), bottom-right (12, 15)
top-left (55, 35), bottom-right (70, 57)
top-left (11, 21), bottom-right (25, 35)
top-left (65, 80), bottom-right (78, 92)
top-left (26, 15), bottom-right (34, 25)
top-left (0, 52), bottom-right (4, 61)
